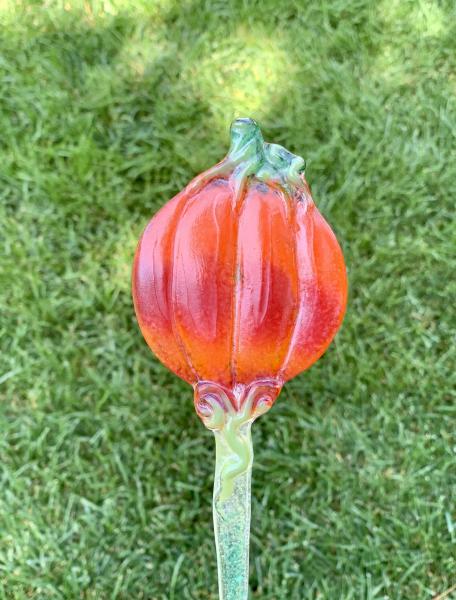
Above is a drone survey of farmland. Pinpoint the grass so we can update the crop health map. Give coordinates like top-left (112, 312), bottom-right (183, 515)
top-left (0, 0), bottom-right (455, 598)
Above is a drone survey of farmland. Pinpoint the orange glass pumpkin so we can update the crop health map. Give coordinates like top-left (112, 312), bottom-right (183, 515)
top-left (132, 118), bottom-right (347, 413)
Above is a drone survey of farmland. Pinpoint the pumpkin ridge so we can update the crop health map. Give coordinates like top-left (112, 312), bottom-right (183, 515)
top-left (279, 203), bottom-right (318, 380)
top-left (228, 168), bottom-right (251, 390)
top-left (168, 193), bottom-right (200, 381)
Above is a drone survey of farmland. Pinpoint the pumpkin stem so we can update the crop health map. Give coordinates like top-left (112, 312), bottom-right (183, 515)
top-left (227, 117), bottom-right (307, 194)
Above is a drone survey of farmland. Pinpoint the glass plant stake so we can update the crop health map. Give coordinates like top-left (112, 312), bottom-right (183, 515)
top-left (132, 119), bottom-right (348, 599)
top-left (196, 382), bottom-right (275, 599)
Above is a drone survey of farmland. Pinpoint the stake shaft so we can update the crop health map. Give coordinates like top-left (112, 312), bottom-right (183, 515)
top-left (213, 423), bottom-right (253, 600)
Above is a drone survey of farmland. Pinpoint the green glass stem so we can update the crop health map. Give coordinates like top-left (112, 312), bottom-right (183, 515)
top-left (213, 422), bottom-right (253, 600)
top-left (185, 117), bottom-right (306, 199)
top-left (194, 380), bottom-right (279, 599)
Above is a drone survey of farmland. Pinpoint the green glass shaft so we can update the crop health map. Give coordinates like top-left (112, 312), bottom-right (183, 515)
top-left (213, 423), bottom-right (253, 600)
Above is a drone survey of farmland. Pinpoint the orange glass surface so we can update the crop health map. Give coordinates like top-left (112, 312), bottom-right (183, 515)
top-left (132, 119), bottom-right (348, 407)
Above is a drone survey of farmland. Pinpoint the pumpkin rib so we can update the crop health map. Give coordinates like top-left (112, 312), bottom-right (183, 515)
top-left (292, 207), bottom-right (346, 374)
top-left (228, 171), bottom-right (251, 391)
top-left (277, 191), bottom-right (300, 381)
top-left (132, 195), bottom-right (195, 383)
top-left (256, 194), bottom-right (273, 327)
top-left (234, 183), bottom-right (299, 383)
top-left (171, 178), bottom-right (236, 385)
top-left (280, 201), bottom-right (319, 380)
top-left (265, 185), bottom-right (300, 379)
top-left (168, 191), bottom-right (200, 383)
top-left (310, 210), bottom-right (348, 359)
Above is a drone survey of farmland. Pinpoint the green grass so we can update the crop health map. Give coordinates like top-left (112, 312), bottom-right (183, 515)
top-left (1, 0), bottom-right (455, 598)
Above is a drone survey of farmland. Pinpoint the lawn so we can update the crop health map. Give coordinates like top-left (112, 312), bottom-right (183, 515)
top-left (0, 1), bottom-right (455, 598)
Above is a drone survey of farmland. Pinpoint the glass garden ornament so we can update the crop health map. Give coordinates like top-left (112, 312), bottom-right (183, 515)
top-left (132, 118), bottom-right (348, 599)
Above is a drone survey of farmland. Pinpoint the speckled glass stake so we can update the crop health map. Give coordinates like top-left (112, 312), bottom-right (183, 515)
top-left (132, 119), bottom-right (348, 599)
top-left (195, 382), bottom-right (275, 600)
